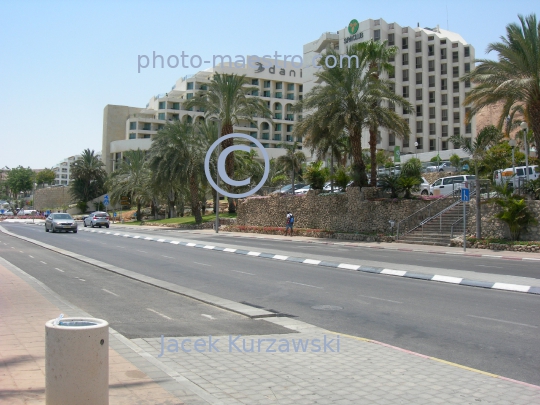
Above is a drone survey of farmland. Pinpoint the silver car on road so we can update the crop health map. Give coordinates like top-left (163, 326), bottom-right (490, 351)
top-left (45, 213), bottom-right (78, 233)
top-left (83, 211), bottom-right (110, 228)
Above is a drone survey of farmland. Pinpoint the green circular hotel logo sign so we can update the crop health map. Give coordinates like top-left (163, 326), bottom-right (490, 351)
top-left (348, 19), bottom-right (359, 35)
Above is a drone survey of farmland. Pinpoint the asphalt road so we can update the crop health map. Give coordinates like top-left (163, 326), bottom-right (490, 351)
top-left (2, 222), bottom-right (540, 385)
top-left (112, 225), bottom-right (540, 279)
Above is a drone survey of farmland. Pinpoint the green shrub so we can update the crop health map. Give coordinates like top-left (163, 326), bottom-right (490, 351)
top-left (494, 195), bottom-right (538, 241)
top-left (334, 167), bottom-right (351, 191)
top-left (304, 161), bottom-right (328, 190)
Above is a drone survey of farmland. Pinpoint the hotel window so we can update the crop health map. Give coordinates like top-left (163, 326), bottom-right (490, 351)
top-left (129, 122), bottom-right (136, 130)
top-left (403, 136), bottom-right (409, 147)
top-left (428, 76), bottom-right (435, 87)
top-left (142, 123), bottom-right (151, 130)
top-left (299, 85), bottom-right (303, 92)
top-left (129, 133), bottom-right (136, 139)
top-left (286, 135), bottom-right (293, 142)
top-left (287, 124), bottom-right (293, 132)
top-left (389, 132), bottom-right (396, 146)
top-left (428, 60), bottom-right (435, 72)
top-left (158, 113), bottom-right (165, 120)
top-left (441, 63), bottom-right (447, 74)
top-left (453, 81), bottom-right (459, 93)
top-left (264, 80), bottom-right (270, 88)
top-left (377, 131), bottom-right (382, 144)
top-left (416, 72), bottom-right (422, 84)
top-left (186, 93), bottom-right (193, 99)
top-left (453, 66), bottom-right (459, 78)
top-left (441, 79), bottom-right (447, 90)
top-left (416, 56), bottom-right (422, 69)
top-left (442, 140), bottom-right (448, 150)
top-left (442, 125), bottom-right (448, 137)
top-left (403, 105), bottom-right (410, 114)
top-left (158, 124), bottom-right (164, 130)
top-left (415, 41), bottom-right (422, 53)
top-left (388, 101), bottom-right (395, 111)
top-left (416, 88), bottom-right (422, 100)
top-left (402, 69), bottom-right (409, 81)
top-left (275, 92), bottom-right (282, 98)
top-left (442, 94), bottom-right (448, 105)
top-left (416, 121), bottom-right (423, 134)
top-left (429, 123), bottom-right (436, 135)
top-left (453, 96), bottom-right (460, 108)
top-left (429, 139), bottom-right (436, 151)
top-left (464, 47), bottom-right (470, 57)
top-left (428, 36), bottom-right (434, 41)
top-left (416, 137), bottom-right (423, 149)
top-left (389, 83), bottom-right (395, 93)
top-left (416, 105), bottom-right (423, 116)
top-left (402, 37), bottom-right (408, 49)
top-left (262, 133), bottom-right (269, 140)
top-left (402, 53), bottom-right (409, 65)
top-left (262, 122), bottom-right (270, 130)
top-left (273, 134), bottom-right (281, 141)
top-left (441, 48), bottom-right (447, 59)
top-left (429, 107), bottom-right (436, 119)
top-left (158, 101), bottom-right (166, 109)
top-left (402, 86), bottom-right (409, 98)
top-left (428, 45), bottom-right (434, 56)
top-left (252, 90), bottom-right (259, 96)
top-left (429, 91), bottom-right (435, 103)
top-left (465, 79), bottom-right (471, 88)
top-left (275, 104), bottom-right (282, 111)
top-left (287, 83), bottom-right (294, 91)
top-left (454, 127), bottom-right (461, 136)
top-left (453, 51), bottom-right (459, 62)
top-left (143, 134), bottom-right (151, 139)
top-left (442, 109), bottom-right (448, 121)
top-left (275, 123), bottom-right (282, 131)
top-left (454, 112), bottom-right (460, 123)
top-left (389, 70), bottom-right (395, 79)
top-left (275, 82), bottom-right (283, 90)
top-left (441, 39), bottom-right (447, 45)
top-left (187, 82), bottom-right (193, 90)
top-left (374, 29), bottom-right (380, 41)
top-left (274, 113), bottom-right (282, 119)
top-left (389, 55), bottom-right (395, 62)
top-left (250, 132), bottom-right (257, 138)
top-left (263, 90), bottom-right (270, 97)
top-left (172, 102), bottom-right (179, 110)
top-left (464, 63), bottom-right (470, 73)
top-left (252, 79), bottom-right (259, 85)
top-left (286, 93), bottom-right (294, 100)
top-left (388, 33), bottom-right (395, 46)
top-left (296, 136), bottom-right (303, 142)
top-left (466, 123), bottom-right (472, 134)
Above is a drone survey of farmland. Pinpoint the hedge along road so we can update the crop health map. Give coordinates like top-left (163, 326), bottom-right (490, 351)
top-left (2, 222), bottom-right (540, 385)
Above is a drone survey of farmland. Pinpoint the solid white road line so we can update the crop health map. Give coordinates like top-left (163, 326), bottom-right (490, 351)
top-left (381, 269), bottom-right (407, 277)
top-left (492, 282), bottom-right (530, 292)
top-left (231, 270), bottom-right (255, 275)
top-left (338, 263), bottom-right (360, 270)
top-left (303, 259), bottom-right (321, 265)
top-left (247, 251), bottom-right (261, 256)
top-left (203, 245), bottom-right (215, 250)
top-left (186, 243), bottom-right (197, 247)
top-left (356, 294), bottom-right (403, 304)
top-left (273, 255), bottom-right (288, 260)
top-left (40, 261), bottom-right (47, 265)
top-left (54, 268), bottom-right (64, 272)
top-left (467, 315), bottom-right (537, 328)
top-left (223, 248), bottom-right (236, 252)
top-left (286, 281), bottom-right (323, 289)
top-left (432, 275), bottom-right (463, 284)
top-left (147, 308), bottom-right (172, 320)
top-left (102, 288), bottom-right (119, 297)
top-left (193, 261), bottom-right (211, 267)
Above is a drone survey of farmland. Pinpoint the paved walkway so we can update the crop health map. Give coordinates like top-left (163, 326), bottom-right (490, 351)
top-left (1, 249), bottom-right (540, 404)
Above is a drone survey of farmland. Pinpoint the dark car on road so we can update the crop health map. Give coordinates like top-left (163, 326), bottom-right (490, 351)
top-left (45, 213), bottom-right (78, 233)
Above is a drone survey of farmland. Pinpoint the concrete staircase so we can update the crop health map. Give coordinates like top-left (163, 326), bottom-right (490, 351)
top-left (396, 203), bottom-right (470, 246)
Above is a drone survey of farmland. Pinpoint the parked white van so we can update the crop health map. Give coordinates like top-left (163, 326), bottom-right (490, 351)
top-left (430, 175), bottom-right (476, 196)
top-left (494, 165), bottom-right (539, 187)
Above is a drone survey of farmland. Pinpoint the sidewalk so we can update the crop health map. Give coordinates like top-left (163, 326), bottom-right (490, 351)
top-left (2, 251), bottom-right (540, 404)
top-left (0, 260), bottom-right (185, 405)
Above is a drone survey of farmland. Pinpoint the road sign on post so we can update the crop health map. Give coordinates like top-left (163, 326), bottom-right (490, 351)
top-left (461, 188), bottom-right (470, 202)
top-left (120, 196), bottom-right (130, 206)
top-left (461, 186), bottom-right (470, 252)
top-left (103, 195), bottom-right (109, 207)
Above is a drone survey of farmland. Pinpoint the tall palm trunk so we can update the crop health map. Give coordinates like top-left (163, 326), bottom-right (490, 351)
top-left (220, 122), bottom-right (236, 213)
top-left (349, 128), bottom-right (368, 187)
top-left (136, 202), bottom-right (142, 222)
top-left (475, 164), bottom-right (481, 239)
top-left (369, 126), bottom-right (378, 187)
top-left (189, 171), bottom-right (202, 224)
top-left (530, 101), bottom-right (540, 152)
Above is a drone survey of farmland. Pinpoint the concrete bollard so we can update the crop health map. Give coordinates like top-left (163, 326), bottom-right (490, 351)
top-left (45, 317), bottom-right (109, 405)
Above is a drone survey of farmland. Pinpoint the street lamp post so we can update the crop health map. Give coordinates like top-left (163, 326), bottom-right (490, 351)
top-left (509, 139), bottom-right (516, 176)
top-left (520, 122), bottom-right (529, 182)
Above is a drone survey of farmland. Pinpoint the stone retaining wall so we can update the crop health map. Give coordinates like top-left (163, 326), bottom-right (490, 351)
top-left (237, 187), bottom-right (431, 234)
top-left (34, 186), bottom-right (74, 211)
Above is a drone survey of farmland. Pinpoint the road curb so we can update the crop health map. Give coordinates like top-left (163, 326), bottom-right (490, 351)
top-left (72, 226), bottom-right (540, 295)
top-left (0, 225), bottom-right (276, 319)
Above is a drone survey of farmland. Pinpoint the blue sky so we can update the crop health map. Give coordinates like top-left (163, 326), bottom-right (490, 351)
top-left (0, 0), bottom-right (537, 169)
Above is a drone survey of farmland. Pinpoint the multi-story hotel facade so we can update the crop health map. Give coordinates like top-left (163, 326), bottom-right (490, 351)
top-left (102, 61), bottom-right (305, 173)
top-left (303, 18), bottom-right (476, 157)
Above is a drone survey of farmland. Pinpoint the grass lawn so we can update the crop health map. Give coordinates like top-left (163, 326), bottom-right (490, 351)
top-left (124, 212), bottom-right (236, 226)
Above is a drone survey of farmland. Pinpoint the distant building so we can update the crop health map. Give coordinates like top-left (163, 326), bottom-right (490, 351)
top-left (52, 153), bottom-right (101, 185)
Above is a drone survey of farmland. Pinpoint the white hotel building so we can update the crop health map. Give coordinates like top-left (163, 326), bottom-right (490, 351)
top-left (304, 18), bottom-right (476, 157)
top-left (102, 61), bottom-right (305, 173)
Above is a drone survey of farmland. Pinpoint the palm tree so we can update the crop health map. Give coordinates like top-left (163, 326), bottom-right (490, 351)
top-left (277, 142), bottom-right (306, 193)
top-left (107, 149), bottom-right (152, 222)
top-left (361, 39), bottom-right (412, 186)
top-left (295, 45), bottom-right (409, 187)
top-left (184, 73), bottom-right (272, 212)
top-left (462, 13), bottom-right (540, 151)
top-left (449, 126), bottom-right (503, 238)
top-left (70, 149), bottom-right (107, 211)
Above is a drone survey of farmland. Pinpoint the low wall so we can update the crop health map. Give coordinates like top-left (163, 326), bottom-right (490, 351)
top-left (468, 200), bottom-right (540, 241)
top-left (34, 186), bottom-right (74, 211)
top-left (237, 187), bottom-right (431, 234)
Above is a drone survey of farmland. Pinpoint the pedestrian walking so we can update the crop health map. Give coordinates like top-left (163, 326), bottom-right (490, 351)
top-left (285, 211), bottom-right (295, 236)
